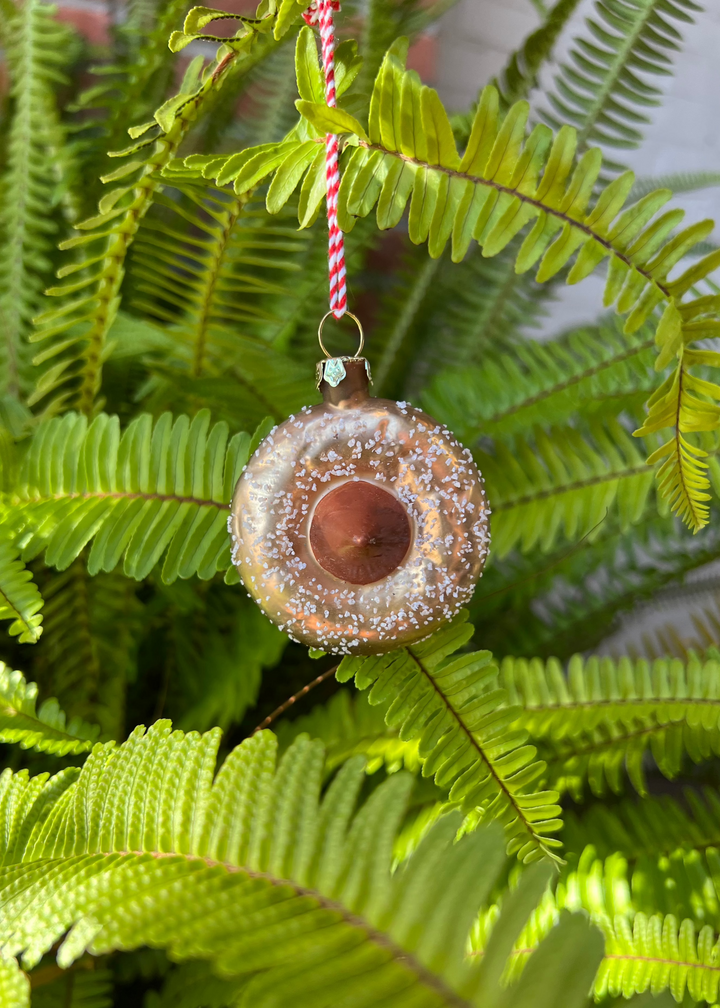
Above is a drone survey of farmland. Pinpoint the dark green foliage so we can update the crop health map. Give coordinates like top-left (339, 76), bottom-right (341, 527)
top-left (0, 0), bottom-right (719, 1002)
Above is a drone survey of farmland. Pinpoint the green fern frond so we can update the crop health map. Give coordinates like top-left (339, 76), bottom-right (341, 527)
top-left (425, 245), bottom-right (552, 369)
top-left (468, 505), bottom-right (720, 661)
top-left (367, 247), bottom-right (443, 396)
top-left (565, 786), bottom-right (720, 858)
top-left (633, 343), bottom-right (720, 532)
top-left (338, 610), bottom-right (563, 862)
top-left (0, 959), bottom-right (27, 1008)
top-left (30, 4), bottom-right (286, 417)
top-left (142, 334), bottom-right (317, 429)
top-left (0, 662), bottom-right (98, 754)
top-left (0, 723), bottom-right (602, 1006)
top-left (0, 537), bottom-right (44, 643)
top-left (0, 0), bottom-right (75, 399)
top-left (12, 409), bottom-right (251, 582)
top-left (161, 583), bottom-right (286, 732)
top-left (71, 0), bottom-right (196, 200)
top-left (560, 789), bottom-right (720, 935)
top-left (422, 320), bottom-right (657, 444)
top-left (501, 650), bottom-right (720, 798)
top-left (475, 853), bottom-right (720, 1004)
top-left (371, 240), bottom-right (552, 401)
top-left (277, 688), bottom-right (421, 775)
top-left (542, 0), bottom-right (700, 157)
top-left (595, 912), bottom-right (720, 1004)
top-left (481, 418), bottom-right (654, 557)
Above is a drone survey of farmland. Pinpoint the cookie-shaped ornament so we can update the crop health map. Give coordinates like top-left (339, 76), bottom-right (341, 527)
top-left (230, 316), bottom-right (490, 655)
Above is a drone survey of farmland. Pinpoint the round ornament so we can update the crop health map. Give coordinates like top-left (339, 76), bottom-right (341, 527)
top-left (229, 318), bottom-right (490, 655)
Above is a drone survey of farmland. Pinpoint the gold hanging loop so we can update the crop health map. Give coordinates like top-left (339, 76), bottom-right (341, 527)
top-left (317, 311), bottom-right (364, 359)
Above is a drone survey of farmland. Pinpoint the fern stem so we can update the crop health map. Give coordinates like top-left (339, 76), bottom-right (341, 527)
top-left (253, 664), bottom-right (339, 732)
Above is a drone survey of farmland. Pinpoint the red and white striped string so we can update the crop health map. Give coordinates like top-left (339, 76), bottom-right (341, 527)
top-left (303, 0), bottom-right (347, 318)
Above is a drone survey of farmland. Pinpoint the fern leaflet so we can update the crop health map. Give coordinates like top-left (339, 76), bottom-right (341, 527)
top-left (0, 537), bottom-right (43, 642)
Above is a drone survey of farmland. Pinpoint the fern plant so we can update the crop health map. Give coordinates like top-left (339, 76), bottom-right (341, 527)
top-left (0, 0), bottom-right (720, 1002)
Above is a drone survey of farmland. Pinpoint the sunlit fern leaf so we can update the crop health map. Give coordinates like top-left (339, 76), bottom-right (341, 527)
top-left (481, 418), bottom-right (654, 558)
top-left (0, 538), bottom-right (44, 643)
top-left (0, 958), bottom-right (27, 1008)
top-left (422, 319), bottom-right (657, 444)
top-left (11, 409), bottom-right (253, 583)
top-left (594, 912), bottom-right (720, 1004)
top-left (0, 662), bottom-right (98, 755)
top-left (0, 722), bottom-right (584, 1008)
top-left (29, 966), bottom-right (113, 1008)
top-left (472, 851), bottom-right (720, 1005)
top-left (0, 0), bottom-right (75, 400)
top-left (276, 688), bottom-right (421, 775)
top-left (541, 0), bottom-right (700, 158)
top-left (562, 789), bottom-right (720, 930)
top-left (29, 4), bottom-right (285, 417)
top-left (501, 650), bottom-right (720, 798)
top-left (337, 610), bottom-right (563, 863)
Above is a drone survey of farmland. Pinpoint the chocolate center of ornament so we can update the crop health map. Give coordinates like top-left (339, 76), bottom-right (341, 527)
top-left (309, 480), bottom-right (412, 585)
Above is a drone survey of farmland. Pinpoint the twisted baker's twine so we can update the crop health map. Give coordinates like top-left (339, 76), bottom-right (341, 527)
top-left (302, 0), bottom-right (347, 318)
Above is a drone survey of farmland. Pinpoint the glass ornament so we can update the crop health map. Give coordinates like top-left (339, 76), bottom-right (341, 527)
top-left (230, 317), bottom-right (490, 654)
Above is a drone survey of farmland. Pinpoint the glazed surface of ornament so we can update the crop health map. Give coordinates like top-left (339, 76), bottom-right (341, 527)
top-left (230, 358), bottom-right (490, 654)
